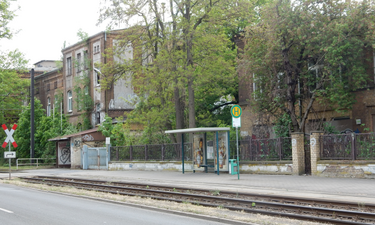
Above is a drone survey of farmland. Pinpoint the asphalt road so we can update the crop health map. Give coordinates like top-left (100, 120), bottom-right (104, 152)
top-left (0, 184), bottom-right (228, 225)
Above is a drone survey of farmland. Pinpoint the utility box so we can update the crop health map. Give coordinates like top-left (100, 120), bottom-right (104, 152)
top-left (229, 159), bottom-right (238, 175)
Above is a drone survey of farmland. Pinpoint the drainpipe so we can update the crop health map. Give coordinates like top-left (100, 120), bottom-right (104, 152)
top-left (104, 31), bottom-right (108, 114)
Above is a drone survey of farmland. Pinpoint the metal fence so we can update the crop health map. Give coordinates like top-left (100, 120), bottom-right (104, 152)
top-left (321, 133), bottom-right (375, 160)
top-left (110, 143), bottom-right (189, 161)
top-left (230, 137), bottom-right (292, 161)
top-left (111, 137), bottom-right (292, 162)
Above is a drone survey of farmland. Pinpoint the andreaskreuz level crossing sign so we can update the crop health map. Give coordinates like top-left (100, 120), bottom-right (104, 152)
top-left (2, 124), bottom-right (18, 148)
top-left (230, 105), bottom-right (242, 118)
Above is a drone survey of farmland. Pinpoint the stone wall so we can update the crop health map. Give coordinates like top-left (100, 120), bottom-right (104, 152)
top-left (316, 161), bottom-right (375, 178)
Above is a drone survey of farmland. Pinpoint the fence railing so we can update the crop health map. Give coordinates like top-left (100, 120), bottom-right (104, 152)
top-left (110, 137), bottom-right (292, 162)
top-left (230, 138), bottom-right (292, 161)
top-left (16, 158), bottom-right (55, 169)
top-left (321, 133), bottom-right (375, 160)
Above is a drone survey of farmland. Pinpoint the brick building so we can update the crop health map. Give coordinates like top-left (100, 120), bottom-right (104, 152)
top-left (238, 42), bottom-right (375, 138)
top-left (60, 29), bottom-right (136, 127)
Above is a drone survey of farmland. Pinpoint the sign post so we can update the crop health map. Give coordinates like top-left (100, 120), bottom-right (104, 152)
top-left (2, 124), bottom-right (18, 180)
top-left (230, 105), bottom-right (242, 180)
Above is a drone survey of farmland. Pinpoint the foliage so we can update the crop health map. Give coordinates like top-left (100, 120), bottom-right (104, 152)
top-left (0, 50), bottom-right (29, 126)
top-left (13, 98), bottom-right (72, 160)
top-left (98, 114), bottom-right (171, 146)
top-left (240, 0), bottom-right (375, 132)
top-left (274, 113), bottom-right (291, 138)
top-left (98, 0), bottom-right (252, 143)
top-left (35, 111), bottom-right (71, 158)
top-left (0, 0), bottom-right (17, 40)
top-left (323, 123), bottom-right (340, 134)
top-left (13, 98), bottom-right (45, 158)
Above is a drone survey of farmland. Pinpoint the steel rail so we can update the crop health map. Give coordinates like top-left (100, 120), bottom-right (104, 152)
top-left (31, 176), bottom-right (375, 212)
top-left (21, 176), bottom-right (375, 225)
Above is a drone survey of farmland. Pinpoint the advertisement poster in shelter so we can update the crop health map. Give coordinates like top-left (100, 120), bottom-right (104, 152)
top-left (58, 141), bottom-right (71, 165)
top-left (193, 134), bottom-right (205, 171)
top-left (214, 132), bottom-right (228, 171)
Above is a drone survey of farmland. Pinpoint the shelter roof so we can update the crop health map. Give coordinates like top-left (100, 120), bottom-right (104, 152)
top-left (49, 127), bottom-right (99, 141)
top-left (165, 127), bottom-right (230, 134)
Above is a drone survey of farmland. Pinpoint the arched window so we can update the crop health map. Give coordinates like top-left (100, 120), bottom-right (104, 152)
top-left (67, 91), bottom-right (73, 112)
top-left (47, 97), bottom-right (51, 116)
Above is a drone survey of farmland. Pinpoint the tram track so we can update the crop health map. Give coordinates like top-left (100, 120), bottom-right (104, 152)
top-left (20, 176), bottom-right (375, 225)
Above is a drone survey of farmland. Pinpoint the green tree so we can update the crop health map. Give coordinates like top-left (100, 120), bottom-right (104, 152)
top-left (98, 0), bottom-right (252, 143)
top-left (14, 98), bottom-right (45, 158)
top-left (240, 0), bottom-right (375, 133)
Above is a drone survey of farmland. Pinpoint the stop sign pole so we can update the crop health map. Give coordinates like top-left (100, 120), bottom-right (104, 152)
top-left (2, 124), bottom-right (18, 180)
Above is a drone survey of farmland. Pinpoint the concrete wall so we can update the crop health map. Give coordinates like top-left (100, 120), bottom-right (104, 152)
top-left (316, 161), bottom-right (375, 178)
top-left (239, 161), bottom-right (292, 174)
top-left (109, 161), bottom-right (292, 174)
top-left (71, 136), bottom-right (82, 169)
top-left (109, 161), bottom-right (187, 171)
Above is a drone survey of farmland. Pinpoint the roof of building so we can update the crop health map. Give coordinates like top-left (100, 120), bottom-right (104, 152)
top-left (33, 60), bottom-right (60, 65)
top-left (61, 28), bottom-right (127, 52)
top-left (48, 127), bottom-right (99, 141)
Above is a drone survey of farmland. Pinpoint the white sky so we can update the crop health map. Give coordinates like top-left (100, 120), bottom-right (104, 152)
top-left (0, 0), bottom-right (112, 67)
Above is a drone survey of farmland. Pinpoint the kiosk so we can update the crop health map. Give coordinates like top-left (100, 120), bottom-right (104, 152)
top-left (165, 127), bottom-right (230, 175)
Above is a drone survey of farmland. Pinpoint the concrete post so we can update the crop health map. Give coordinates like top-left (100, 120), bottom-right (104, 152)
top-left (310, 131), bottom-right (323, 176)
top-left (291, 132), bottom-right (305, 175)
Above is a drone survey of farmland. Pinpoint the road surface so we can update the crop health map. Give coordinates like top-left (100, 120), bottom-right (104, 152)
top-left (0, 184), bottom-right (229, 225)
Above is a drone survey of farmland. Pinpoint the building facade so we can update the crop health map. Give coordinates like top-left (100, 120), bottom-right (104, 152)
top-left (238, 43), bottom-right (375, 138)
top-left (60, 29), bottom-right (136, 128)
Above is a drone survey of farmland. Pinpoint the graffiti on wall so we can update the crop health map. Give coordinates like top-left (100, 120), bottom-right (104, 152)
top-left (58, 141), bottom-right (71, 165)
top-left (82, 134), bottom-right (94, 141)
top-left (74, 139), bottom-right (81, 147)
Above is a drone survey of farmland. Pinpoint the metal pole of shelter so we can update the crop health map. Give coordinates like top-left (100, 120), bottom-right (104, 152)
top-left (204, 132), bottom-right (207, 173)
top-left (216, 131), bottom-right (219, 175)
top-left (181, 133), bottom-right (184, 174)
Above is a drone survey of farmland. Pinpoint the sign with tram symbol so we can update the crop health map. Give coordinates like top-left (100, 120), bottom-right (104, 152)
top-left (230, 105), bottom-right (242, 118)
top-left (2, 124), bottom-right (18, 148)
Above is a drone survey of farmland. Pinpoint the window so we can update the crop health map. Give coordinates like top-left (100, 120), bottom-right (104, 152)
top-left (96, 103), bottom-right (101, 124)
top-left (54, 81), bottom-right (57, 89)
top-left (47, 97), bottom-right (51, 116)
top-left (47, 83), bottom-right (50, 91)
top-left (84, 86), bottom-right (89, 95)
top-left (84, 50), bottom-right (89, 70)
top-left (95, 70), bottom-right (100, 86)
top-left (77, 53), bottom-right (81, 72)
top-left (67, 91), bottom-right (73, 112)
top-left (67, 57), bottom-right (72, 75)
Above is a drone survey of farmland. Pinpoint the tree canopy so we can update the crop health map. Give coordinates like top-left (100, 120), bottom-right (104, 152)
top-left (240, 0), bottom-right (375, 133)
top-left (98, 0), bottom-right (252, 142)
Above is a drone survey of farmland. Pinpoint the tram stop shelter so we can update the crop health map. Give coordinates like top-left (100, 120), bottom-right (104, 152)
top-left (165, 127), bottom-right (230, 175)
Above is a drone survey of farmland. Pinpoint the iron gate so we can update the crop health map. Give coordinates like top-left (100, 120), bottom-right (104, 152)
top-left (82, 145), bottom-right (108, 170)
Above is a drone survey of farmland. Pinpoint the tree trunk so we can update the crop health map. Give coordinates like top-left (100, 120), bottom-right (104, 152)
top-left (174, 85), bottom-right (184, 143)
top-left (188, 79), bottom-right (196, 128)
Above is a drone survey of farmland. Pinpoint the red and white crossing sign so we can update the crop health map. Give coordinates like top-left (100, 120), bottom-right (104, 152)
top-left (2, 124), bottom-right (18, 148)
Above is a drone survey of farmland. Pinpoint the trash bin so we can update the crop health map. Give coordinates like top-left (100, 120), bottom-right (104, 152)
top-left (229, 159), bottom-right (238, 175)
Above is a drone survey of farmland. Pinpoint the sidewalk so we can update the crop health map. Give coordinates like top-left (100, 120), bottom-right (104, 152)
top-left (1, 169), bottom-right (374, 204)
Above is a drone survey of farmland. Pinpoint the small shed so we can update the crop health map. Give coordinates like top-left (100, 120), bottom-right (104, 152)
top-left (165, 127), bottom-right (230, 175)
top-left (49, 127), bottom-right (106, 168)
